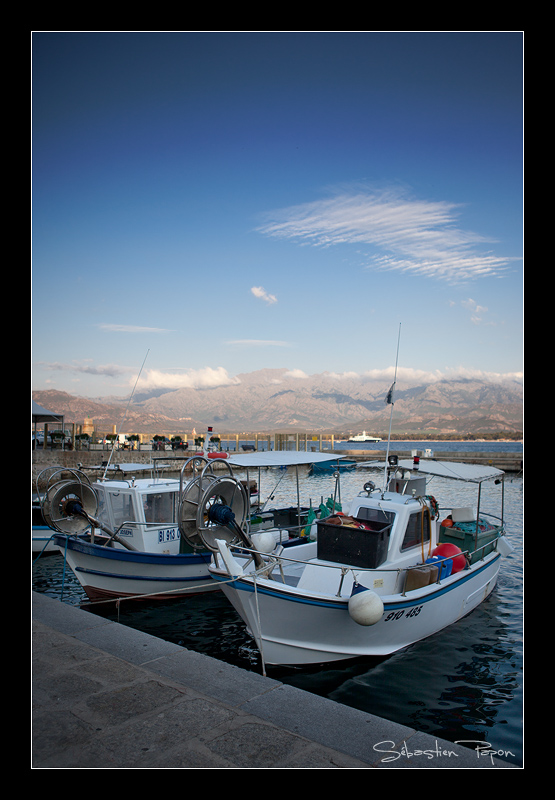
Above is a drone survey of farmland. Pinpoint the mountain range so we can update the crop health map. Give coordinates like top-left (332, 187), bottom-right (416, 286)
top-left (32, 368), bottom-right (523, 437)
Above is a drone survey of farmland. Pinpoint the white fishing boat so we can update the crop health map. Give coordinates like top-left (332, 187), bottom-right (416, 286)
top-left (348, 431), bottom-right (382, 442)
top-left (37, 459), bottom-right (216, 601)
top-left (208, 455), bottom-right (513, 666)
top-left (36, 441), bottom-right (348, 603)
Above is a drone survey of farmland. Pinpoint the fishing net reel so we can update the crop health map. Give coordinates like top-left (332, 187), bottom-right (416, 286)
top-left (178, 460), bottom-right (250, 552)
top-left (37, 468), bottom-right (98, 534)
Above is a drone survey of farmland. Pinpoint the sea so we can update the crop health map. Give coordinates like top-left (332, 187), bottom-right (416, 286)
top-left (32, 440), bottom-right (523, 767)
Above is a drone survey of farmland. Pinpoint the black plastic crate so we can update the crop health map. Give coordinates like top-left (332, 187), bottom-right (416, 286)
top-left (317, 517), bottom-right (391, 568)
top-left (272, 506), bottom-right (311, 528)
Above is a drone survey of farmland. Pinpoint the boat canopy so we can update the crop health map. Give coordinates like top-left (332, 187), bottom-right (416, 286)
top-left (359, 459), bottom-right (504, 483)
top-left (86, 452), bottom-right (348, 474)
top-left (224, 452), bottom-right (349, 468)
top-left (88, 463), bottom-right (165, 474)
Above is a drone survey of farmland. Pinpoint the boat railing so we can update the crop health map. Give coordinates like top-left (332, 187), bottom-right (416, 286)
top-left (223, 524), bottom-right (504, 597)
top-left (224, 543), bottom-right (422, 597)
top-left (221, 541), bottom-right (426, 596)
top-left (439, 506), bottom-right (503, 524)
top-left (113, 518), bottom-right (180, 533)
top-left (77, 518), bottom-right (180, 550)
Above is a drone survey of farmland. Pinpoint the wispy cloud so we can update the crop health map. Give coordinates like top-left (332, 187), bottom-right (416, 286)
top-left (251, 286), bottom-right (277, 304)
top-left (97, 324), bottom-right (172, 334)
top-left (257, 187), bottom-right (514, 283)
top-left (37, 360), bottom-right (126, 378)
top-left (36, 361), bottom-right (241, 391)
top-left (225, 339), bottom-right (292, 347)
top-left (36, 361), bottom-right (522, 391)
top-left (327, 366), bottom-right (522, 384)
top-left (461, 297), bottom-right (489, 325)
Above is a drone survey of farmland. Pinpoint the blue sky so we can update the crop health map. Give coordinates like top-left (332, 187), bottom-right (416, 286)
top-left (32, 31), bottom-right (523, 398)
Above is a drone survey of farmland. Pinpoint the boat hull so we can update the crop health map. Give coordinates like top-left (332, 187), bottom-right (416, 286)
top-left (53, 534), bottom-right (218, 601)
top-left (309, 460), bottom-right (357, 475)
top-left (212, 553), bottom-right (501, 665)
top-left (33, 526), bottom-right (59, 555)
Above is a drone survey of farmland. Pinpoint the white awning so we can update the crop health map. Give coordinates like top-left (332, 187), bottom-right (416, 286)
top-left (223, 451), bottom-right (348, 468)
top-left (358, 459), bottom-right (504, 483)
top-left (86, 452), bottom-right (347, 473)
top-left (89, 463), bottom-right (157, 473)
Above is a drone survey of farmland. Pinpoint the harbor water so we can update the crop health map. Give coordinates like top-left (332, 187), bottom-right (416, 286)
top-left (32, 441), bottom-right (523, 766)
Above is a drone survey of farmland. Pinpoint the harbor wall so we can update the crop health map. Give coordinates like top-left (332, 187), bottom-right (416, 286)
top-left (334, 450), bottom-right (522, 473)
top-left (32, 447), bottom-right (522, 483)
top-left (31, 448), bottom-right (198, 483)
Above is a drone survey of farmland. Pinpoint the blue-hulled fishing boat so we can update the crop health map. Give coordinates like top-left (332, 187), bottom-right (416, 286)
top-left (36, 441), bottom-right (349, 603)
top-left (309, 458), bottom-right (357, 475)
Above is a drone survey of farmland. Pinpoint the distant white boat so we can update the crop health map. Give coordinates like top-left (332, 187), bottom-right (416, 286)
top-left (348, 431), bottom-right (382, 442)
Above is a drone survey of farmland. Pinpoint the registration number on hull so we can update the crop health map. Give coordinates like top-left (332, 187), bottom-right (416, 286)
top-left (384, 606), bottom-right (422, 622)
top-left (158, 528), bottom-right (179, 543)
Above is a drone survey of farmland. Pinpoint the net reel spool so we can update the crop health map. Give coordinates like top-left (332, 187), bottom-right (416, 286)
top-left (39, 470), bottom-right (98, 534)
top-left (178, 475), bottom-right (223, 548)
top-left (178, 461), bottom-right (249, 552)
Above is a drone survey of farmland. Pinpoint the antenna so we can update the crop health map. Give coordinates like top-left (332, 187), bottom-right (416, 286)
top-left (102, 349), bottom-right (150, 479)
top-left (383, 324), bottom-right (401, 492)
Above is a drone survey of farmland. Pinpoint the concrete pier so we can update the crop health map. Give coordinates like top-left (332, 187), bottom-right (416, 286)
top-left (334, 450), bottom-right (522, 473)
top-left (32, 592), bottom-right (518, 768)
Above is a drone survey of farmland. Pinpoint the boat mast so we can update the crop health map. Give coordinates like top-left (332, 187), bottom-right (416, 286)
top-left (383, 324), bottom-right (401, 493)
top-left (102, 349), bottom-right (149, 479)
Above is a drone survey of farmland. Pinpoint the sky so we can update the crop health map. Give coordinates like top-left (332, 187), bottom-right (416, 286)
top-left (32, 31), bottom-right (523, 399)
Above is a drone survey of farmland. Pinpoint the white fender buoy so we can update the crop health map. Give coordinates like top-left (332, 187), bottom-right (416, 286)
top-left (250, 531), bottom-right (278, 553)
top-left (348, 582), bottom-right (384, 626)
top-left (497, 536), bottom-right (514, 557)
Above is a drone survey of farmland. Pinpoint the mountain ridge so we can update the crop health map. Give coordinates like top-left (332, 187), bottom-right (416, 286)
top-left (32, 369), bottom-right (523, 436)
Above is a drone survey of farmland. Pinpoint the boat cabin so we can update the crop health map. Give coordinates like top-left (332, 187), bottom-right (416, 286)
top-left (320, 491), bottom-right (432, 564)
top-left (94, 477), bottom-right (183, 554)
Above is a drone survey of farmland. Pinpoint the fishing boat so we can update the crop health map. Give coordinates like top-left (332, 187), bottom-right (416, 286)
top-left (309, 458), bottom-right (357, 475)
top-left (208, 455), bottom-right (513, 666)
top-left (32, 498), bottom-right (59, 555)
top-left (37, 459), bottom-right (217, 601)
top-left (348, 431), bottom-right (382, 442)
top-left (36, 442), bottom-right (348, 603)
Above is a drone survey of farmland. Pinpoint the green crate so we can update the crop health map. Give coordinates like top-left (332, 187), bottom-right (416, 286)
top-left (439, 522), bottom-right (500, 564)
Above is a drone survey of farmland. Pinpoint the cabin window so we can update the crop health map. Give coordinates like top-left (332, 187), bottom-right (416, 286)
top-left (110, 492), bottom-right (136, 529)
top-left (95, 487), bottom-right (108, 523)
top-left (142, 492), bottom-right (178, 524)
top-left (356, 506), bottom-right (395, 530)
top-left (401, 510), bottom-right (431, 551)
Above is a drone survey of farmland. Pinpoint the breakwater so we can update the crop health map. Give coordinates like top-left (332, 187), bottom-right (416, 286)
top-left (334, 450), bottom-right (522, 473)
top-left (32, 446), bottom-right (522, 484)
